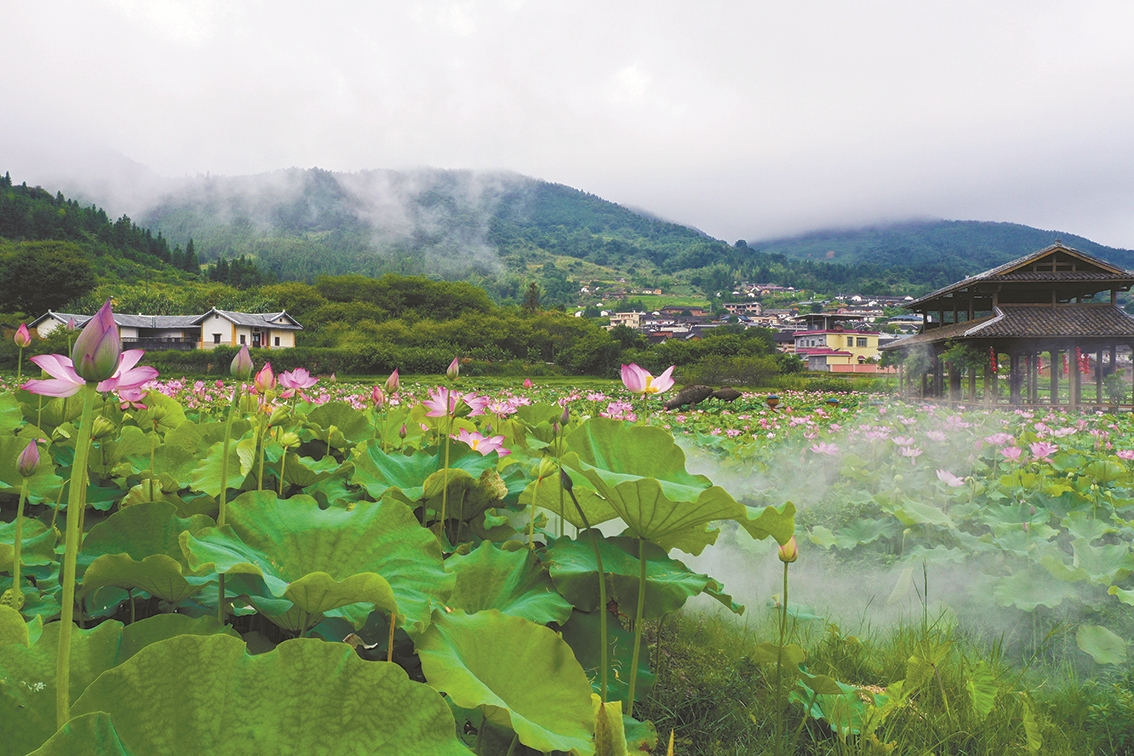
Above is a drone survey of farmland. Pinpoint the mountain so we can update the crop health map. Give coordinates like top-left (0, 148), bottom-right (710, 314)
top-left (749, 220), bottom-right (1134, 283)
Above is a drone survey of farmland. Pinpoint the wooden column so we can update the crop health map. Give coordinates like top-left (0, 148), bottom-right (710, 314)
top-left (1009, 353), bottom-right (1022, 404)
top-left (1070, 346), bottom-right (1080, 410)
top-left (1050, 349), bottom-right (1059, 406)
top-left (984, 364), bottom-right (992, 406)
top-left (1096, 349), bottom-right (1104, 406)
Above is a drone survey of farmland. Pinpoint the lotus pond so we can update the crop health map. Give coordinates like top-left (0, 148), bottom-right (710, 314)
top-left (1, 360), bottom-right (1133, 755)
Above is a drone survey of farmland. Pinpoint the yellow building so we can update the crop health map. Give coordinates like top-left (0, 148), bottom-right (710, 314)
top-left (793, 329), bottom-right (881, 371)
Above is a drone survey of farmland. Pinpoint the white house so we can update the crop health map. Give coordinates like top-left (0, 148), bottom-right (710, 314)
top-left (31, 309), bottom-right (302, 351)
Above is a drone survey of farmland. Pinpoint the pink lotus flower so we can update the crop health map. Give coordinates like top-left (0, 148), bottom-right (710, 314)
top-left (810, 441), bottom-right (840, 456)
top-left (900, 446), bottom-right (923, 465)
top-left (423, 387), bottom-right (487, 418)
top-left (13, 323), bottom-right (31, 348)
top-left (1000, 446), bottom-right (1023, 461)
top-left (17, 439), bottom-right (40, 478)
top-left (24, 349), bottom-right (157, 398)
top-left (985, 433), bottom-right (1015, 446)
top-left (453, 428), bottom-right (510, 456)
top-left (621, 363), bottom-right (675, 395)
top-left (1029, 441), bottom-right (1058, 462)
top-left (371, 386), bottom-right (386, 407)
top-left (523, 378), bottom-right (533, 389)
top-left (446, 357), bottom-right (460, 380)
top-left (71, 300), bottom-right (121, 382)
top-left (385, 369), bottom-right (400, 393)
top-left (1116, 449), bottom-right (1134, 461)
top-left (253, 363), bottom-right (276, 394)
top-left (117, 387), bottom-right (148, 410)
top-left (279, 367), bottom-right (318, 398)
top-left (936, 469), bottom-right (965, 487)
top-left (230, 345), bottom-right (253, 380)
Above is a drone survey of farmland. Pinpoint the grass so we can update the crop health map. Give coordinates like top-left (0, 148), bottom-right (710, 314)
top-left (636, 607), bottom-right (1131, 755)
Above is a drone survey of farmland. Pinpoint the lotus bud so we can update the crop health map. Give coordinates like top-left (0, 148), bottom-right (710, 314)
top-left (1022, 522), bottom-right (1029, 533)
top-left (268, 405), bottom-right (291, 427)
top-left (385, 369), bottom-right (400, 393)
top-left (446, 357), bottom-right (460, 381)
top-left (13, 323), bottom-right (31, 348)
top-left (484, 424), bottom-right (493, 434)
top-left (777, 536), bottom-right (799, 563)
top-left (523, 378), bottom-right (533, 389)
top-left (71, 299), bottom-right (121, 382)
top-left (399, 424), bottom-right (408, 439)
top-left (254, 362), bottom-right (276, 394)
top-left (559, 469), bottom-right (574, 493)
top-left (552, 422), bottom-right (560, 435)
top-left (329, 373), bottom-right (337, 383)
top-left (537, 456), bottom-right (558, 480)
top-left (371, 386), bottom-right (386, 407)
top-left (17, 440), bottom-right (40, 478)
top-left (560, 405), bottom-right (570, 426)
top-left (91, 415), bottom-right (117, 440)
top-left (230, 345), bottom-right (253, 380)
top-left (65, 318), bottom-right (77, 333)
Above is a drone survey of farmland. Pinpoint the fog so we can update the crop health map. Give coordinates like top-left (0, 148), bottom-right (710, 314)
top-left (5, 2), bottom-right (1134, 247)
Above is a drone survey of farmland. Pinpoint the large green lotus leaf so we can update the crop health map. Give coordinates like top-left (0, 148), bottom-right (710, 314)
top-left (418, 609), bottom-right (594, 754)
top-left (738, 502), bottom-right (796, 545)
top-left (0, 435), bottom-right (64, 503)
top-left (88, 425), bottom-right (148, 478)
top-left (60, 634), bottom-right (468, 756)
top-left (183, 491), bottom-right (451, 633)
top-left (79, 554), bottom-right (208, 603)
top-left (892, 499), bottom-right (954, 529)
top-left (0, 605), bottom-right (30, 647)
top-left (1071, 539), bottom-right (1134, 584)
top-left (306, 402), bottom-right (372, 445)
top-left (1061, 511), bottom-right (1117, 543)
top-left (130, 391), bottom-right (187, 435)
top-left (350, 441), bottom-right (438, 501)
top-left (565, 418), bottom-right (711, 491)
top-left (0, 615), bottom-right (236, 754)
top-left (826, 516), bottom-right (899, 549)
top-left (28, 711), bottom-right (131, 756)
top-left (80, 501), bottom-right (214, 569)
top-left (189, 438), bottom-right (250, 498)
top-left (559, 608), bottom-right (655, 704)
top-left (520, 471), bottom-right (619, 529)
top-left (1076, 624), bottom-right (1128, 665)
top-left (150, 443), bottom-right (197, 489)
top-left (446, 541), bottom-right (573, 624)
top-left (282, 452), bottom-right (340, 488)
top-left (0, 392), bottom-right (22, 433)
top-left (547, 533), bottom-right (741, 618)
top-left (992, 570), bottom-right (1077, 611)
top-left (0, 517), bottom-right (58, 572)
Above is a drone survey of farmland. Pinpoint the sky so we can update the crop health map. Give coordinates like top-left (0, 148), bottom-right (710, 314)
top-left (4, 1), bottom-right (1134, 247)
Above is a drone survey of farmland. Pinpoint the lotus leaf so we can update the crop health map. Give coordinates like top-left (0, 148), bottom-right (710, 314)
top-left (992, 569), bottom-right (1077, 611)
top-left (592, 694), bottom-right (627, 756)
top-left (1071, 538), bottom-right (1134, 584)
top-left (0, 605), bottom-right (29, 647)
top-left (306, 402), bottom-right (372, 444)
top-left (0, 518), bottom-right (58, 573)
top-left (53, 634), bottom-right (469, 755)
top-left (559, 608), bottom-right (656, 704)
top-left (350, 442), bottom-right (438, 501)
top-left (189, 439), bottom-right (249, 498)
top-left (520, 470), bottom-right (618, 529)
top-left (0, 615), bottom-right (235, 754)
top-left (446, 541), bottom-right (573, 624)
top-left (183, 491), bottom-right (451, 633)
top-left (418, 609), bottom-right (595, 755)
top-left (1076, 623), bottom-right (1127, 665)
top-left (547, 533), bottom-right (741, 617)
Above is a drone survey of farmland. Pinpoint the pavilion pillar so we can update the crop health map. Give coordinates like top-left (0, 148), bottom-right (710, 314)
top-left (984, 364), bottom-right (992, 406)
top-left (1009, 353), bottom-right (1022, 405)
top-left (1070, 346), bottom-right (1081, 410)
top-left (1050, 349), bottom-right (1059, 406)
top-left (1096, 349), bottom-right (1104, 406)
top-left (969, 367), bottom-right (977, 404)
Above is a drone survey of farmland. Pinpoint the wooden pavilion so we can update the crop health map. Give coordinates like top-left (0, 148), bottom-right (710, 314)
top-left (882, 243), bottom-right (1134, 408)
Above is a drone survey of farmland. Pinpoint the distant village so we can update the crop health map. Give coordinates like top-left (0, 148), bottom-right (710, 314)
top-left (581, 282), bottom-right (922, 373)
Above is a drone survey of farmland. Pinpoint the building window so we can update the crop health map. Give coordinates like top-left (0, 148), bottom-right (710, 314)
top-left (847, 336), bottom-right (853, 346)
top-left (857, 337), bottom-right (868, 347)
top-left (240, 335), bottom-right (246, 345)
top-left (274, 336), bottom-right (280, 347)
top-left (213, 333), bottom-right (221, 344)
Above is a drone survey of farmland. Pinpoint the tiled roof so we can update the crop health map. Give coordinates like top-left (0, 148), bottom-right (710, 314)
top-left (907, 243), bottom-right (1134, 309)
top-left (882, 304), bottom-right (1134, 350)
top-left (44, 312), bottom-right (199, 328)
top-left (193, 310), bottom-right (303, 330)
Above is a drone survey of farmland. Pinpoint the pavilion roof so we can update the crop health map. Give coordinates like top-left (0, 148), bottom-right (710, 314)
top-left (881, 304), bottom-right (1134, 350)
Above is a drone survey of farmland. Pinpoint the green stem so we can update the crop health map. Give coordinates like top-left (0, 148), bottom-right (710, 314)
top-left (16, 346), bottom-right (22, 383)
top-left (439, 413), bottom-right (451, 545)
top-left (149, 429), bottom-right (157, 501)
top-left (278, 438), bottom-right (288, 497)
top-left (217, 383), bottom-right (242, 624)
top-left (565, 483), bottom-right (608, 702)
top-left (627, 537), bottom-right (648, 717)
top-left (256, 421), bottom-right (267, 491)
top-left (504, 733), bottom-right (519, 756)
top-left (774, 559), bottom-right (789, 756)
top-left (56, 384), bottom-right (96, 729)
top-left (5, 478), bottom-right (30, 609)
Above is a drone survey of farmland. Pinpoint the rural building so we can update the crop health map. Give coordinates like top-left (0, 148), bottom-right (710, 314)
top-left (607, 311), bottom-right (643, 329)
top-left (794, 329), bottom-right (883, 371)
top-left (31, 309), bottom-right (303, 351)
top-left (882, 243), bottom-right (1134, 407)
top-left (723, 302), bottom-right (763, 315)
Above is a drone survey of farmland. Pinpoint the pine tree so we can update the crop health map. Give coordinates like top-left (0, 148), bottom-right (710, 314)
top-left (521, 281), bottom-right (542, 314)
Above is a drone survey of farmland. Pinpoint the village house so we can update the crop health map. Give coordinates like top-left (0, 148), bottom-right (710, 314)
top-left (723, 302), bottom-right (764, 316)
top-left (31, 309), bottom-right (303, 350)
top-left (793, 328), bottom-right (885, 372)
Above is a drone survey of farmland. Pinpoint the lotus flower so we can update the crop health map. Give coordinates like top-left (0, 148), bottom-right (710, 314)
top-left (117, 387), bottom-right (148, 411)
top-left (809, 441), bottom-right (840, 456)
top-left (385, 369), bottom-right (400, 393)
top-left (1000, 446), bottom-right (1023, 461)
top-left (13, 323), bottom-right (30, 348)
top-left (523, 378), bottom-right (533, 389)
top-left (1029, 441), bottom-right (1058, 462)
top-left (423, 387), bottom-right (487, 418)
top-left (936, 469), bottom-right (965, 487)
top-left (253, 363), bottom-right (276, 394)
top-left (620, 363), bottom-right (675, 395)
top-left (17, 440), bottom-right (40, 478)
top-left (279, 367), bottom-right (318, 398)
top-left (777, 536), bottom-right (799, 563)
top-left (71, 300), bottom-right (121, 382)
top-left (371, 386), bottom-right (386, 407)
top-left (453, 429), bottom-right (510, 456)
top-left (230, 345), bottom-right (253, 380)
top-left (24, 349), bottom-right (157, 398)
top-left (1117, 449), bottom-right (1134, 461)
top-left (446, 357), bottom-right (460, 381)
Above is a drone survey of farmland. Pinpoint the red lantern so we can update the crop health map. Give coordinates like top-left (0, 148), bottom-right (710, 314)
top-left (989, 347), bottom-right (998, 374)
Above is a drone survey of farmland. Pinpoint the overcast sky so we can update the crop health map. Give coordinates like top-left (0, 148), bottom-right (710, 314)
top-left (4, 1), bottom-right (1134, 247)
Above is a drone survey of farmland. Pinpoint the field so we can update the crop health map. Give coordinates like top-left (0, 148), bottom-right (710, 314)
top-left (2, 350), bottom-right (1133, 754)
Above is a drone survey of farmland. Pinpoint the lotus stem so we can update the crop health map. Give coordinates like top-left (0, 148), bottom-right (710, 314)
top-left (5, 477), bottom-right (30, 610)
top-left (774, 559), bottom-right (789, 756)
top-left (439, 412), bottom-right (451, 545)
top-left (57, 383), bottom-right (96, 729)
top-left (217, 382), bottom-right (242, 624)
top-left (564, 476), bottom-right (608, 702)
top-left (627, 536), bottom-right (648, 717)
top-left (257, 421), bottom-right (267, 491)
top-left (387, 611), bottom-right (396, 663)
